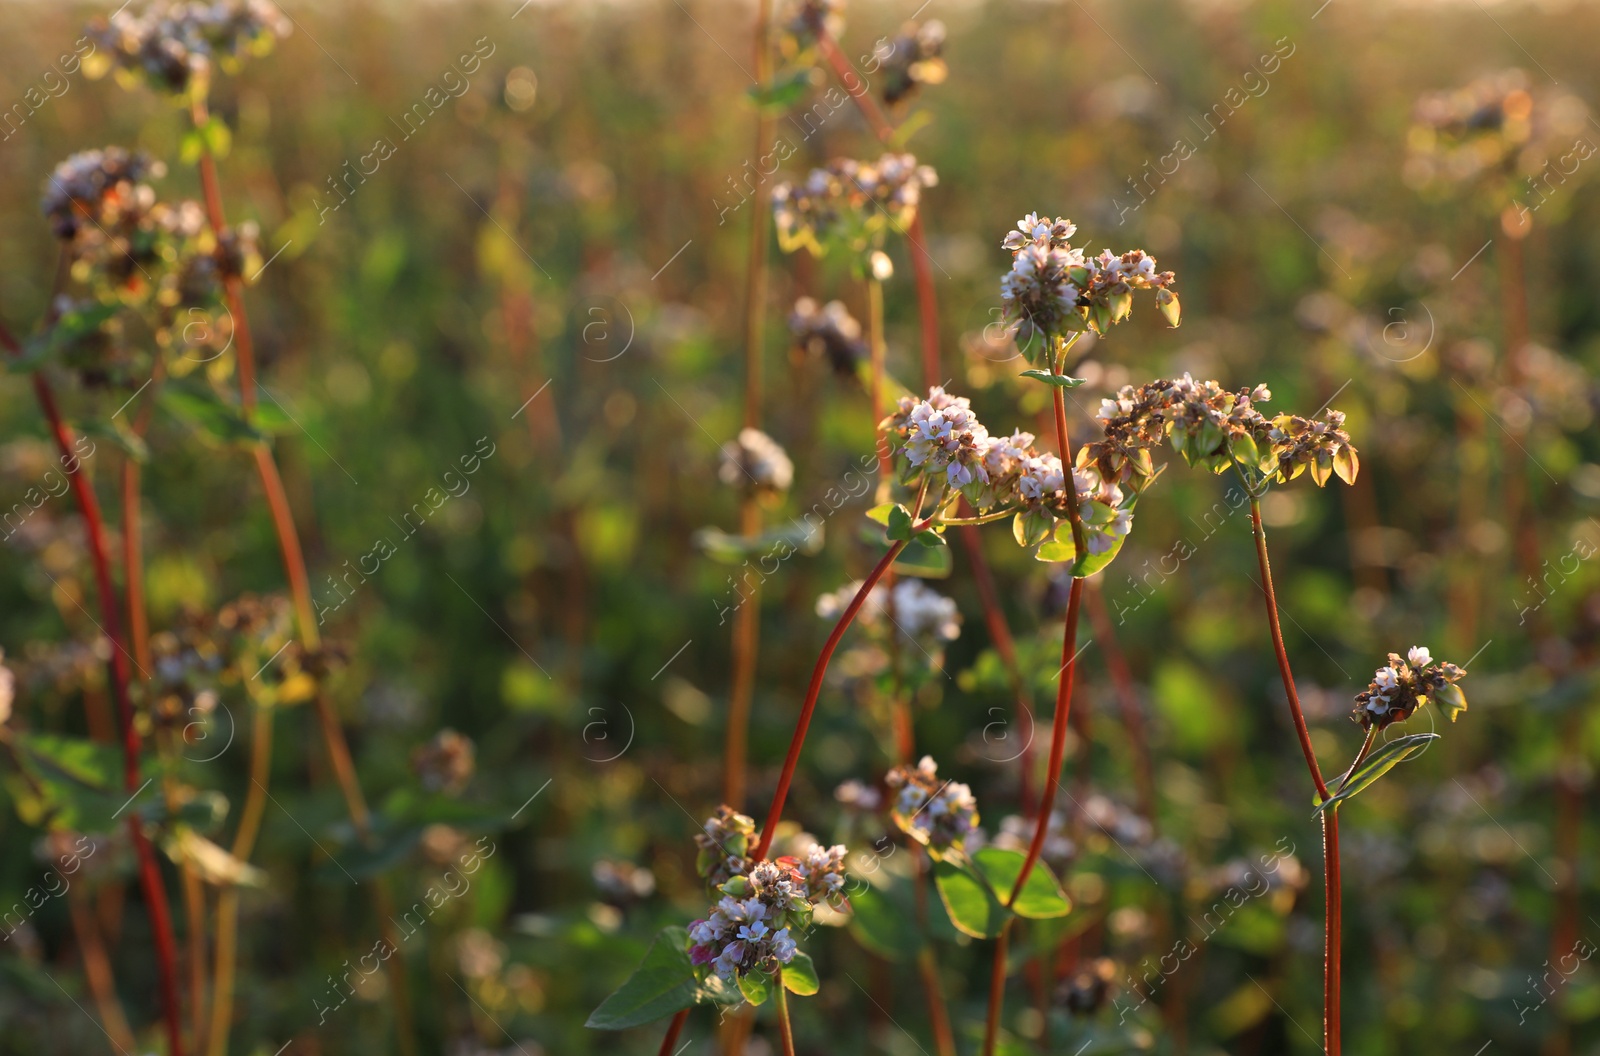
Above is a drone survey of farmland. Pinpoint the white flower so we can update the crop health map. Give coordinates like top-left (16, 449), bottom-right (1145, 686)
top-left (771, 927), bottom-right (797, 962)
top-left (1375, 666), bottom-right (1400, 691)
top-left (720, 428), bottom-right (794, 493)
top-left (737, 920), bottom-right (769, 943)
top-left (1407, 646), bottom-right (1432, 668)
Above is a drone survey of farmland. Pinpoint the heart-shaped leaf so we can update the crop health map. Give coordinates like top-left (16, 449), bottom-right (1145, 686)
top-left (973, 847), bottom-right (1072, 919)
top-left (586, 926), bottom-right (699, 1030)
top-left (737, 969), bottom-right (773, 1006)
top-left (847, 882), bottom-right (922, 962)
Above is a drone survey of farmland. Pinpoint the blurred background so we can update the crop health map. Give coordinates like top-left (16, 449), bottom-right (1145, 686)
top-left (1, 0), bottom-right (1598, 1053)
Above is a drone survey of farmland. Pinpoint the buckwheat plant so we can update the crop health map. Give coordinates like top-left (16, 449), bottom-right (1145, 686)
top-left (885, 755), bottom-right (980, 858)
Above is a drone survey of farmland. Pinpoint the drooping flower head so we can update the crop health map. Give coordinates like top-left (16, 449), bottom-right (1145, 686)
top-left (773, 154), bottom-right (938, 257)
top-left (999, 213), bottom-right (1179, 346)
top-left (790, 297), bottom-right (867, 379)
top-left (875, 20), bottom-right (946, 106)
top-left (885, 755), bottom-right (980, 857)
top-left (719, 428), bottom-right (794, 497)
top-left (85, 0), bottom-right (292, 94)
top-left (815, 577), bottom-right (961, 651)
top-left (1353, 647), bottom-right (1468, 731)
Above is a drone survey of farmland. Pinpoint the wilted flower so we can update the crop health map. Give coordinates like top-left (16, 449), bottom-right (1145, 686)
top-left (695, 805), bottom-right (757, 890)
top-left (773, 154), bottom-right (938, 256)
top-left (790, 297), bottom-right (867, 378)
top-left (412, 729), bottom-right (476, 795)
top-left (719, 428), bottom-right (794, 495)
top-left (1353, 647), bottom-right (1467, 731)
top-left (85, 0), bottom-right (292, 94)
top-left (876, 20), bottom-right (946, 106)
top-left (1000, 213), bottom-right (1178, 343)
top-left (885, 756), bottom-right (979, 855)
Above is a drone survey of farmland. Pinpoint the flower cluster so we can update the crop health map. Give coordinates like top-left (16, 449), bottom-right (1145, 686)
top-left (790, 839), bottom-right (849, 910)
top-left (1353, 646), bottom-right (1468, 731)
top-left (773, 154), bottom-right (938, 256)
top-left (1405, 69), bottom-right (1592, 196)
top-left (412, 729), bottom-right (476, 795)
top-left (876, 21), bottom-right (947, 106)
top-left (1081, 374), bottom-right (1359, 495)
top-left (694, 805), bottom-right (757, 890)
top-left (40, 148), bottom-right (258, 375)
top-left (780, 0), bottom-right (845, 53)
top-left (999, 213), bottom-right (1179, 344)
top-left (689, 858), bottom-right (816, 982)
top-left (790, 297), bottom-right (867, 378)
top-left (85, 0), bottom-right (292, 94)
top-left (882, 388), bottom-right (1137, 560)
top-left (885, 756), bottom-right (979, 856)
top-left (718, 428), bottom-right (794, 496)
top-left (815, 576), bottom-right (961, 647)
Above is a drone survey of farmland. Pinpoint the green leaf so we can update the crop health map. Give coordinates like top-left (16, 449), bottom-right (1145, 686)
top-left (886, 504), bottom-right (914, 542)
top-left (586, 926), bottom-right (701, 1029)
top-left (973, 848), bottom-right (1072, 920)
top-left (1018, 369), bottom-right (1086, 388)
top-left (1433, 682), bottom-right (1468, 722)
top-left (847, 882), bottom-right (921, 962)
top-left (933, 858), bottom-right (1008, 938)
top-left (737, 969), bottom-right (773, 1006)
top-left (1315, 733), bottom-right (1440, 814)
top-left (911, 528), bottom-right (946, 548)
top-left (1013, 509), bottom-right (1053, 548)
top-left (744, 69), bottom-right (813, 113)
top-left (159, 381), bottom-right (262, 446)
top-left (692, 522), bottom-right (826, 564)
top-left (782, 953), bottom-right (819, 996)
top-left (891, 539), bottom-right (952, 578)
top-left (181, 116), bottom-right (233, 164)
top-left (866, 503), bottom-right (896, 527)
top-left (76, 418), bottom-right (150, 463)
top-left (8, 302), bottom-right (122, 373)
top-left (6, 733), bottom-right (156, 833)
top-left (1035, 537), bottom-right (1076, 564)
top-left (1070, 530), bottom-right (1129, 578)
top-left (1230, 433), bottom-right (1261, 468)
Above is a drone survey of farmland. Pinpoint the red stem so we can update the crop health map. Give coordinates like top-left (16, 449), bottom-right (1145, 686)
top-left (1248, 499), bottom-right (1338, 1055)
top-left (753, 535), bottom-right (911, 861)
top-left (658, 1008), bottom-right (689, 1056)
top-left (1085, 580), bottom-right (1156, 824)
top-left (1, 324), bottom-right (186, 1056)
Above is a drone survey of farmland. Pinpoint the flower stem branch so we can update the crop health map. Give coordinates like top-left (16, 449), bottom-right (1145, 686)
top-left (775, 972), bottom-right (797, 1056)
top-left (0, 321), bottom-right (187, 1056)
top-left (1248, 497), bottom-right (1338, 1056)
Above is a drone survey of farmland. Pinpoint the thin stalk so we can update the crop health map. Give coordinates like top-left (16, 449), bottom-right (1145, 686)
top-left (659, 1009), bottom-right (689, 1056)
top-left (189, 98), bottom-right (416, 1056)
top-left (867, 277), bottom-right (892, 499)
top-left (722, 0), bottom-right (775, 814)
top-left (775, 972), bottom-right (797, 1056)
top-left (911, 852), bottom-right (958, 1056)
top-left (0, 324), bottom-right (187, 1055)
top-left (58, 831), bottom-right (138, 1056)
top-left (1337, 728), bottom-right (1377, 795)
top-left (753, 533), bottom-right (912, 860)
top-left (939, 507), bottom-right (1020, 527)
top-left (985, 342), bottom-right (1088, 1056)
top-left (1248, 498), bottom-right (1338, 1056)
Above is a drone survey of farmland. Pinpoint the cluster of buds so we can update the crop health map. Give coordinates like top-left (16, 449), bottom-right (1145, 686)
top-left (790, 297), bottom-right (866, 378)
top-left (85, 0), bottom-right (292, 94)
top-left (999, 213), bottom-right (1178, 344)
top-left (791, 839), bottom-right (850, 910)
top-left (876, 20), bottom-right (947, 106)
top-left (694, 805), bottom-right (757, 891)
top-left (1080, 374), bottom-right (1359, 497)
top-left (882, 388), bottom-right (1138, 561)
top-left (815, 576), bottom-right (961, 651)
top-left (772, 154), bottom-right (938, 257)
top-left (718, 428), bottom-right (794, 497)
top-left (885, 756), bottom-right (980, 857)
top-left (1353, 646), bottom-right (1468, 731)
top-left (411, 729), bottom-right (476, 795)
top-left (1405, 69), bottom-right (1593, 197)
top-left (688, 859), bottom-right (813, 981)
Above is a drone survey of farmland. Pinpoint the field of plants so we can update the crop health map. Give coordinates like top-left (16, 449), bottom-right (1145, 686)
top-left (0, 0), bottom-right (1597, 1054)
